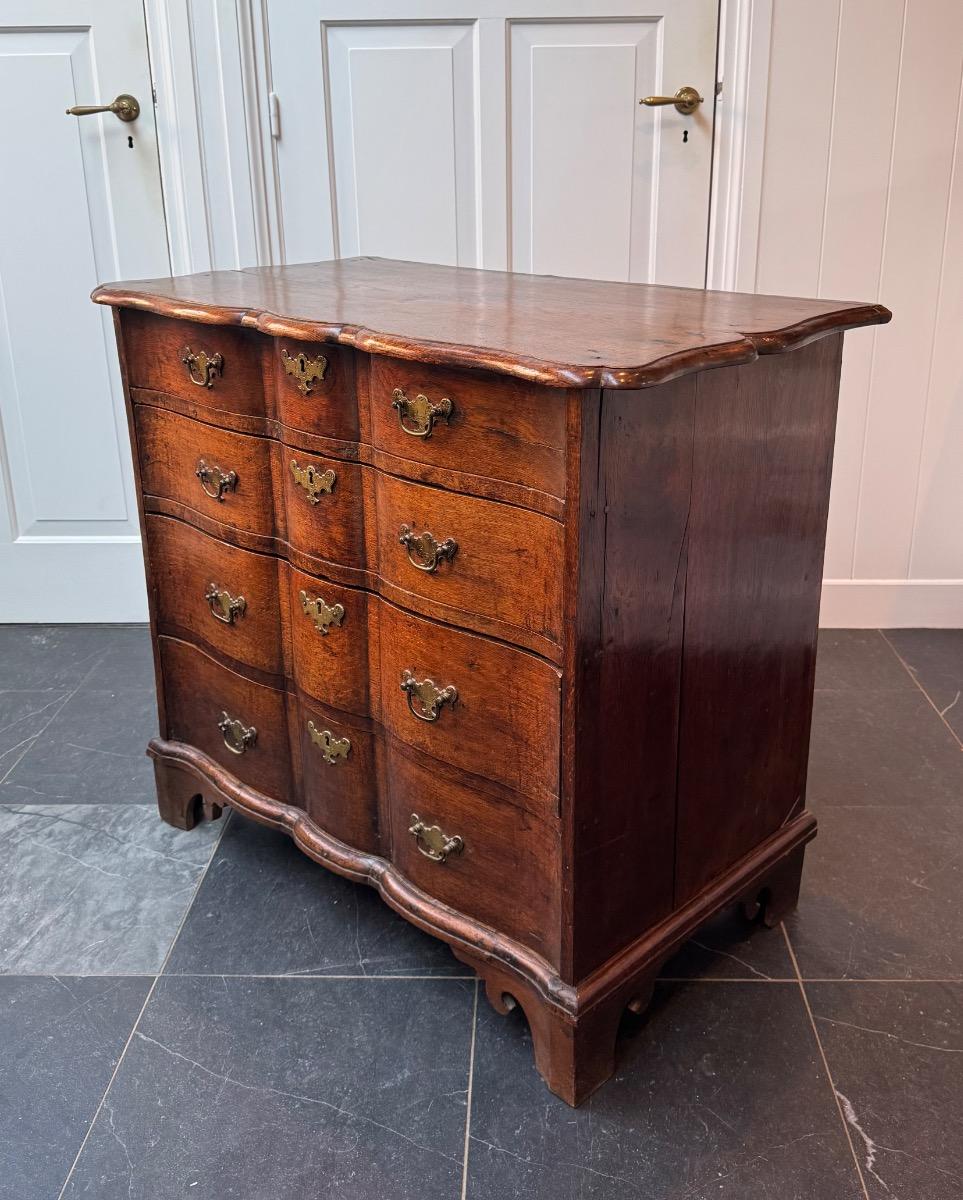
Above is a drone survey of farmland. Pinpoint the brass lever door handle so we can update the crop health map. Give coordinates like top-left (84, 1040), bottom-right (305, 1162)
top-left (639, 86), bottom-right (703, 116)
top-left (66, 94), bottom-right (140, 122)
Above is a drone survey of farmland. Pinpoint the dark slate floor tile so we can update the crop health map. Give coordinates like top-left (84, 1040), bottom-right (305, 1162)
top-left (659, 902), bottom-right (795, 980)
top-left (166, 816), bottom-right (463, 977)
top-left (808, 982), bottom-right (963, 1199)
top-left (788, 804), bottom-right (963, 980)
top-left (807, 688), bottom-right (963, 809)
top-left (0, 975), bottom-right (151, 1200)
top-left (815, 629), bottom-right (914, 692)
top-left (466, 981), bottom-right (862, 1200)
top-left (0, 689), bottom-right (67, 780)
top-left (3, 687), bottom-right (158, 804)
top-left (884, 629), bottom-right (963, 741)
top-left (63, 975), bottom-right (474, 1199)
top-left (0, 625), bottom-right (119, 691)
top-left (77, 625), bottom-right (154, 692)
top-left (0, 804), bottom-right (221, 974)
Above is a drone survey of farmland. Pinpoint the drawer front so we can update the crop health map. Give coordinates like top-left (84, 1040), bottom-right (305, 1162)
top-left (369, 357), bottom-right (567, 498)
top-left (377, 601), bottom-right (560, 810)
top-left (146, 515), bottom-right (283, 677)
top-left (387, 744), bottom-right (559, 963)
top-left (298, 701), bottom-right (380, 855)
top-left (274, 340), bottom-right (358, 442)
top-left (160, 637), bottom-right (292, 799)
top-left (122, 311), bottom-right (265, 415)
top-left (372, 471), bottom-right (563, 652)
top-left (136, 406), bottom-right (275, 537)
top-left (282, 446), bottom-right (364, 571)
top-left (287, 568), bottom-right (373, 719)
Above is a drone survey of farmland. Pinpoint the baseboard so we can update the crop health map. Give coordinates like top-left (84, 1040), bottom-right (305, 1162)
top-left (820, 579), bottom-right (963, 628)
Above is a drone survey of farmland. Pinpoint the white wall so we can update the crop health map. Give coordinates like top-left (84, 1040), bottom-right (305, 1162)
top-left (754, 0), bottom-right (963, 626)
top-left (147, 0), bottom-right (963, 627)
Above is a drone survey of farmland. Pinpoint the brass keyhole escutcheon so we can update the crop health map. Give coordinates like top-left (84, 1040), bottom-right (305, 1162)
top-left (299, 590), bottom-right (344, 635)
top-left (281, 349), bottom-right (328, 394)
top-left (290, 460), bottom-right (336, 504)
top-left (307, 721), bottom-right (350, 765)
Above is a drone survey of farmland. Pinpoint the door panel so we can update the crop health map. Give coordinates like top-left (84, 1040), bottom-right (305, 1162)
top-left (268, 0), bottom-right (718, 285)
top-left (0, 1), bottom-right (169, 621)
top-left (326, 23), bottom-right (478, 264)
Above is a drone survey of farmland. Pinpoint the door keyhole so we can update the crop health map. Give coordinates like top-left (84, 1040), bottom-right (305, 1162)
top-left (682, 129), bottom-right (689, 144)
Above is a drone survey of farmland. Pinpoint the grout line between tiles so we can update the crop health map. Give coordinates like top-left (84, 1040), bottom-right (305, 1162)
top-left (781, 923), bottom-right (872, 1200)
top-left (879, 629), bottom-right (963, 750)
top-left (459, 978), bottom-right (479, 1200)
top-left (55, 809), bottom-right (230, 1200)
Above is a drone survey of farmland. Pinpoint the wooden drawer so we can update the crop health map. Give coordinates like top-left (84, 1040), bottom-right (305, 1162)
top-left (281, 445), bottom-right (364, 571)
top-left (122, 311), bottom-right (265, 416)
top-left (286, 567), bottom-right (373, 719)
top-left (368, 356), bottom-right (568, 499)
top-left (273, 339), bottom-right (358, 442)
top-left (371, 470), bottom-right (564, 654)
top-left (298, 701), bottom-right (380, 855)
top-left (136, 406), bottom-right (274, 537)
top-left (146, 516), bottom-right (283, 677)
top-left (159, 637), bottom-right (292, 799)
top-left (387, 742), bottom-right (559, 963)
top-left (377, 601), bottom-right (560, 811)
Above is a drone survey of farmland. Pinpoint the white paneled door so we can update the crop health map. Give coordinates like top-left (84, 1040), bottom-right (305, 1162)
top-left (0, 1), bottom-right (168, 621)
top-left (268, 0), bottom-right (717, 286)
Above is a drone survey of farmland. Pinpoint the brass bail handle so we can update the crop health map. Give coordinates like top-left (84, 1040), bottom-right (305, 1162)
top-left (639, 86), bottom-right (703, 116)
top-left (66, 94), bottom-right (140, 123)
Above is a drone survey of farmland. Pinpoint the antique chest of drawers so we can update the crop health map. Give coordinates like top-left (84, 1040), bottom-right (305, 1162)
top-left (94, 258), bottom-right (889, 1104)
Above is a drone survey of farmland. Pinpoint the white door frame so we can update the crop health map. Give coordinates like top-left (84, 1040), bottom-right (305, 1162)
top-left (143, 0), bottom-right (772, 288)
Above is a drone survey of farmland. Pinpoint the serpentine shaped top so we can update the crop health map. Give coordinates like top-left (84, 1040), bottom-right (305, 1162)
top-left (94, 256), bottom-right (890, 391)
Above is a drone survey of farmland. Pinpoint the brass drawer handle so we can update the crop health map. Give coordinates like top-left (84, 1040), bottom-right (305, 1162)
top-left (281, 349), bottom-right (328, 394)
top-left (308, 720), bottom-right (350, 765)
top-left (205, 583), bottom-right (246, 625)
top-left (299, 589), bottom-right (344, 635)
top-left (180, 345), bottom-right (223, 389)
top-left (391, 388), bottom-right (452, 439)
top-left (218, 711), bottom-right (256, 754)
top-left (398, 524), bottom-right (457, 573)
top-left (409, 813), bottom-right (463, 863)
top-left (290, 459), bottom-right (336, 504)
top-left (195, 459), bottom-right (238, 501)
top-left (400, 670), bottom-right (457, 722)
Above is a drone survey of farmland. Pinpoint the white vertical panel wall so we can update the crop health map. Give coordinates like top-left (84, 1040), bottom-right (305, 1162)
top-left (755, 0), bottom-right (963, 626)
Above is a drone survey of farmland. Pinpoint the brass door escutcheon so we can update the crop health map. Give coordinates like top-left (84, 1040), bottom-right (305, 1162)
top-left (218, 712), bottom-right (256, 754)
top-left (195, 459), bottom-right (238, 501)
top-left (281, 349), bottom-right (328, 394)
top-left (180, 346), bottom-right (223, 388)
top-left (391, 388), bottom-right (453, 438)
top-left (290, 459), bottom-right (336, 504)
top-left (299, 589), bottom-right (344, 635)
top-left (400, 670), bottom-right (458, 722)
top-left (398, 524), bottom-right (458, 573)
top-left (205, 583), bottom-right (246, 625)
top-left (307, 721), bottom-right (351, 765)
top-left (408, 813), bottom-right (464, 863)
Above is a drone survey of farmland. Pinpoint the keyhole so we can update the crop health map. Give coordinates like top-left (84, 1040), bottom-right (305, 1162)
top-left (128, 135), bottom-right (134, 149)
top-left (682, 129), bottom-right (689, 144)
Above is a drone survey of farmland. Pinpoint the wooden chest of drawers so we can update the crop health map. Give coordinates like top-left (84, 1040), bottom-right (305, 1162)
top-left (94, 258), bottom-right (889, 1104)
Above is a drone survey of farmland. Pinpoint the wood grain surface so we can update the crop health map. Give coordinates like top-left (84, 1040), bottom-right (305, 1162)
top-left (94, 256), bottom-right (890, 389)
